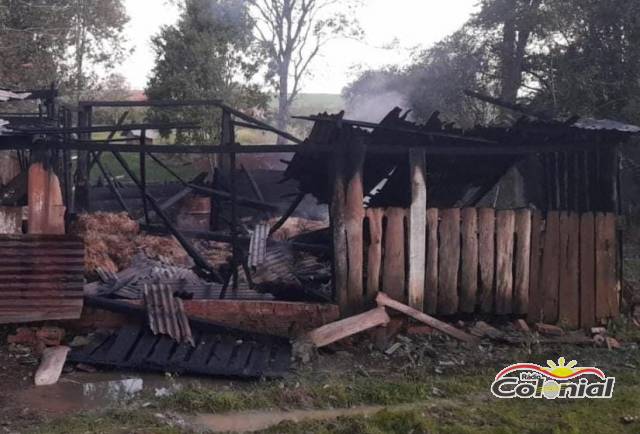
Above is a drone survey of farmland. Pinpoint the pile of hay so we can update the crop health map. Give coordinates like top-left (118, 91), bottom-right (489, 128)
top-left (71, 212), bottom-right (191, 276)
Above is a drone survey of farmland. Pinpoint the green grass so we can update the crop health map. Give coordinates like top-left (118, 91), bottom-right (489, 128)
top-left (27, 410), bottom-right (183, 434)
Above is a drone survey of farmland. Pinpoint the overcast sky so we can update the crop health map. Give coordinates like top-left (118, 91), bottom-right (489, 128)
top-left (117, 0), bottom-right (479, 94)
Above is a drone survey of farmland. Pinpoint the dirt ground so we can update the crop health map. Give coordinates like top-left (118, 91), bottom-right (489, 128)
top-left (1, 321), bottom-right (639, 434)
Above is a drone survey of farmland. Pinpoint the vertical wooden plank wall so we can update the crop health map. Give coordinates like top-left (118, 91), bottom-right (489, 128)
top-left (357, 207), bottom-right (620, 326)
top-left (407, 149), bottom-right (427, 311)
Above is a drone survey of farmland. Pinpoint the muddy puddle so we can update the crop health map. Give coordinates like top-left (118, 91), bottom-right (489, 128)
top-left (13, 371), bottom-right (223, 415)
top-left (193, 403), bottom-right (422, 433)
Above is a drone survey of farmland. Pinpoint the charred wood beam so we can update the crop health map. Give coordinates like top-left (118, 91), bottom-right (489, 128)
top-left (241, 164), bottom-right (266, 203)
top-left (110, 151), bottom-right (224, 282)
top-left (92, 152), bottom-right (130, 215)
top-left (293, 114), bottom-right (497, 144)
top-left (464, 90), bottom-right (553, 121)
top-left (140, 130), bottom-right (149, 224)
top-left (83, 295), bottom-right (289, 344)
top-left (140, 225), bottom-right (329, 254)
top-left (89, 111), bottom-right (130, 170)
top-left (221, 104), bottom-right (302, 144)
top-left (79, 99), bottom-right (223, 108)
top-left (11, 122), bottom-right (199, 135)
top-left (269, 192), bottom-right (306, 237)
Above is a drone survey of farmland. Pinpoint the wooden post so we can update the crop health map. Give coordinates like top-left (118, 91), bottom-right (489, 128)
top-left (541, 211), bottom-right (561, 323)
top-left (425, 208), bottom-right (439, 314)
top-left (382, 208), bottom-right (406, 303)
top-left (438, 208), bottom-right (460, 314)
top-left (407, 148), bottom-right (427, 311)
top-left (495, 210), bottom-right (515, 314)
top-left (344, 138), bottom-right (366, 313)
top-left (478, 208), bottom-right (496, 313)
top-left (365, 208), bottom-right (384, 304)
top-left (331, 137), bottom-right (348, 314)
top-left (558, 212), bottom-right (580, 328)
top-left (514, 209), bottom-right (532, 315)
top-left (140, 129), bottom-right (149, 224)
top-left (527, 210), bottom-right (544, 323)
top-left (460, 208), bottom-right (478, 313)
top-left (74, 105), bottom-right (92, 213)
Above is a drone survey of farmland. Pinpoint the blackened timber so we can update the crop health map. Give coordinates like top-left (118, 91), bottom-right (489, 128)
top-left (93, 153), bottom-right (130, 214)
top-left (110, 151), bottom-right (223, 281)
top-left (2, 141), bottom-right (621, 155)
top-left (10, 122), bottom-right (200, 135)
top-left (186, 183), bottom-right (277, 212)
top-left (140, 130), bottom-right (149, 224)
top-left (269, 192), bottom-right (306, 236)
top-left (89, 111), bottom-right (130, 170)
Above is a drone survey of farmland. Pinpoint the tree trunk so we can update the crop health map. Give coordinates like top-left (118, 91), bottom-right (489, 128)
top-left (276, 59), bottom-right (290, 145)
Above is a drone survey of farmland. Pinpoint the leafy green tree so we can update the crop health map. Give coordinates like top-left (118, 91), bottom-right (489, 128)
top-left (248, 0), bottom-right (362, 142)
top-left (146, 0), bottom-right (266, 144)
top-left (0, 0), bottom-right (129, 94)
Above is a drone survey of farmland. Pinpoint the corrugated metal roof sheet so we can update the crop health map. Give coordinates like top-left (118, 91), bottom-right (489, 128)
top-left (0, 235), bottom-right (85, 324)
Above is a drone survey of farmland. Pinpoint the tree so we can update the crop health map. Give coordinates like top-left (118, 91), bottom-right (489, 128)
top-left (65, 0), bottom-right (129, 99)
top-left (0, 0), bottom-right (129, 95)
top-left (248, 0), bottom-right (361, 142)
top-left (0, 0), bottom-right (69, 88)
top-left (146, 0), bottom-right (266, 144)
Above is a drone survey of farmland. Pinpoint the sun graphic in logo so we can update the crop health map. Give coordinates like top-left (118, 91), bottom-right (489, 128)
top-left (542, 357), bottom-right (579, 379)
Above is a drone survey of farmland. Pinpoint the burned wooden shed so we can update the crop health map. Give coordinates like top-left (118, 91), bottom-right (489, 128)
top-left (0, 86), bottom-right (632, 332)
top-left (285, 108), bottom-right (631, 328)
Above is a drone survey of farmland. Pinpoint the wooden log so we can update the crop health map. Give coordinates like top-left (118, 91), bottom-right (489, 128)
top-left (376, 292), bottom-right (478, 344)
top-left (595, 213), bottom-right (618, 320)
top-left (307, 306), bottom-right (390, 348)
top-left (438, 208), bottom-right (460, 314)
top-left (495, 210), bottom-right (515, 315)
top-left (580, 213), bottom-right (596, 328)
top-left (478, 208), bottom-right (496, 313)
top-left (34, 346), bottom-right (70, 386)
top-left (527, 210), bottom-right (544, 323)
top-left (382, 208), bottom-right (406, 303)
top-left (459, 208), bottom-right (478, 313)
top-left (344, 145), bottom-right (366, 313)
top-left (365, 208), bottom-right (384, 303)
top-left (330, 147), bottom-right (348, 314)
top-left (541, 211), bottom-right (561, 323)
top-left (425, 208), bottom-right (439, 314)
top-left (514, 209), bottom-right (532, 315)
top-left (558, 213), bottom-right (580, 328)
top-left (407, 148), bottom-right (427, 311)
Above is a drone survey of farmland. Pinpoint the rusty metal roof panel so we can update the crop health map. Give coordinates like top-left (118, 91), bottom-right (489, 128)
top-left (0, 234), bottom-right (85, 324)
top-left (143, 284), bottom-right (194, 346)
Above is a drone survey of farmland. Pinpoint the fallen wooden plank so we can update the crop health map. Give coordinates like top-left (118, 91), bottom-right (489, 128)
top-left (35, 346), bottom-right (70, 386)
top-left (376, 292), bottom-right (478, 344)
top-left (307, 306), bottom-right (390, 348)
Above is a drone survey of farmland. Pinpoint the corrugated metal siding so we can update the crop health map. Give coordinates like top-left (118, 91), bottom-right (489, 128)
top-left (0, 235), bottom-right (85, 324)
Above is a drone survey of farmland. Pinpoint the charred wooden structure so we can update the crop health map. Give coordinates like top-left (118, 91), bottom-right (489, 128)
top-left (0, 86), bottom-right (633, 330)
top-left (285, 108), bottom-right (632, 326)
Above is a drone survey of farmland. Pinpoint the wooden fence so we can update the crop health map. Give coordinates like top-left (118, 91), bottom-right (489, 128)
top-left (336, 207), bottom-right (619, 327)
top-left (330, 149), bottom-right (620, 327)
